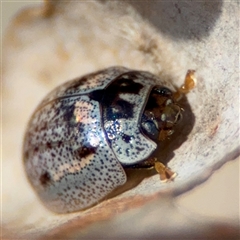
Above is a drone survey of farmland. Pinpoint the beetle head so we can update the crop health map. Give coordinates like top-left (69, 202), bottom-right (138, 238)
top-left (141, 86), bottom-right (182, 142)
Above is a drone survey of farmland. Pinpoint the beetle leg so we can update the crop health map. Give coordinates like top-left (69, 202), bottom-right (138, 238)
top-left (174, 69), bottom-right (196, 101)
top-left (154, 162), bottom-right (177, 182)
top-left (158, 129), bottom-right (174, 141)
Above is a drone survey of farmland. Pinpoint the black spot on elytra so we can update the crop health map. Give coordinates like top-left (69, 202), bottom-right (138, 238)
top-left (121, 134), bottom-right (132, 143)
top-left (135, 146), bottom-right (145, 152)
top-left (62, 104), bottom-right (75, 122)
top-left (117, 99), bottom-right (134, 112)
top-left (40, 171), bottom-right (51, 186)
top-left (75, 145), bottom-right (97, 158)
top-left (57, 141), bottom-right (63, 148)
top-left (51, 152), bottom-right (56, 157)
top-left (34, 147), bottom-right (39, 153)
top-left (99, 73), bottom-right (143, 121)
top-left (89, 89), bottom-right (105, 102)
top-left (46, 142), bottom-right (52, 149)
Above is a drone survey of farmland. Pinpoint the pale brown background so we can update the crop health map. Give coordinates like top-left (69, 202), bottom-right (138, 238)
top-left (2, 1), bottom-right (239, 238)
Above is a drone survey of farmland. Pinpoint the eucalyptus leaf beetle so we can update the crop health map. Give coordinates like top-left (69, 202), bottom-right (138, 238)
top-left (23, 67), bottom-right (195, 213)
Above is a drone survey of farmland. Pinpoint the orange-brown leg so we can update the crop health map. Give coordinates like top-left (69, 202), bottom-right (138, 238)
top-left (154, 161), bottom-right (177, 182)
top-left (174, 69), bottom-right (196, 100)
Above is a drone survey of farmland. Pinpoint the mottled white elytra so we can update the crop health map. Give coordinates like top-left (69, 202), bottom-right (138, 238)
top-left (23, 66), bottom-right (195, 213)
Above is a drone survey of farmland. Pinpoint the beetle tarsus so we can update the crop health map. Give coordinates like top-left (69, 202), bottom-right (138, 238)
top-left (154, 162), bottom-right (177, 182)
top-left (174, 69), bottom-right (196, 101)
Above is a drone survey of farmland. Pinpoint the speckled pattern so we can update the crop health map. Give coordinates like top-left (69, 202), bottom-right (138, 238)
top-left (23, 67), bottom-right (162, 213)
top-left (101, 71), bottom-right (158, 164)
top-left (24, 94), bottom-right (126, 213)
top-left (39, 66), bottom-right (129, 106)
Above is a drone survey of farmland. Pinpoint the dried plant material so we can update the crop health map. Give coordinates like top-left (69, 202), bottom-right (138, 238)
top-left (2, 0), bottom-right (239, 239)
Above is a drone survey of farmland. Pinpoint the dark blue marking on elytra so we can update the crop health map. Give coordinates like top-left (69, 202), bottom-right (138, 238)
top-left (121, 134), bottom-right (132, 143)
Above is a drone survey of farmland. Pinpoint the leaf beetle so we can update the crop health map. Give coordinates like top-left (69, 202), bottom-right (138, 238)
top-left (23, 66), bottom-right (195, 213)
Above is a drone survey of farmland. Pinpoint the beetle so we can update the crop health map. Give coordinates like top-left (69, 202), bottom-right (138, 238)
top-left (23, 66), bottom-right (195, 213)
